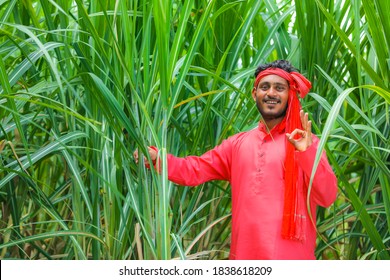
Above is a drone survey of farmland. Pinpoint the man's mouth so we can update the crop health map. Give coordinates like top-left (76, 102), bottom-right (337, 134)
top-left (264, 100), bottom-right (280, 104)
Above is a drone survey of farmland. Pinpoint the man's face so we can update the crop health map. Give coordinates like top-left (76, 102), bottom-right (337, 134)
top-left (252, 74), bottom-right (289, 123)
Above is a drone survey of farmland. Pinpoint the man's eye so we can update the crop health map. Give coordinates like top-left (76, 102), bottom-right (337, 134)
top-left (260, 85), bottom-right (269, 90)
top-left (277, 86), bottom-right (286, 91)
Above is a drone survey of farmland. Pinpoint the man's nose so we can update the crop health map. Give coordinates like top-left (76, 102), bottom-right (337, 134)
top-left (267, 86), bottom-right (278, 96)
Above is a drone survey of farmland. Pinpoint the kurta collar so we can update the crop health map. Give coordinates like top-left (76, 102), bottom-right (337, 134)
top-left (257, 117), bottom-right (287, 139)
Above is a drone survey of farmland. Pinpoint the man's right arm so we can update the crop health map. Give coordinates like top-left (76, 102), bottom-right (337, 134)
top-left (135, 140), bottom-right (232, 187)
top-left (166, 144), bottom-right (232, 186)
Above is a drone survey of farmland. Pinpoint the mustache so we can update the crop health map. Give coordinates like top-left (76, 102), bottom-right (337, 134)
top-left (263, 97), bottom-right (281, 102)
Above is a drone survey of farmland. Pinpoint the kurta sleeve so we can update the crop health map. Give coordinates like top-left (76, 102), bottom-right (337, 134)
top-left (166, 139), bottom-right (233, 187)
top-left (295, 136), bottom-right (338, 207)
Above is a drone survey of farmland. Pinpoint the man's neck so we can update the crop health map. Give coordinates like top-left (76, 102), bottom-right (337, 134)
top-left (263, 117), bottom-right (284, 131)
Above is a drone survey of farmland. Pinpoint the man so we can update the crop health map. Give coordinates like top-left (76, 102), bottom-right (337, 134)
top-left (134, 60), bottom-right (337, 260)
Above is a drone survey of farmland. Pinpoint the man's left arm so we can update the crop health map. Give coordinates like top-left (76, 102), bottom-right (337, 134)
top-left (295, 136), bottom-right (338, 207)
top-left (286, 110), bottom-right (337, 207)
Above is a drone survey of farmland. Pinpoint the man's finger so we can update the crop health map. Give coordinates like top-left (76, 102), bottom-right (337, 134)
top-left (301, 110), bottom-right (309, 131)
top-left (133, 150), bottom-right (139, 163)
top-left (307, 120), bottom-right (312, 138)
top-left (287, 128), bottom-right (306, 140)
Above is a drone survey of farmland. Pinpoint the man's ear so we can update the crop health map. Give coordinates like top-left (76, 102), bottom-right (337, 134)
top-left (251, 87), bottom-right (257, 101)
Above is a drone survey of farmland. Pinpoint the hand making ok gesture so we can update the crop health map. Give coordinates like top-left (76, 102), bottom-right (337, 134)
top-left (286, 110), bottom-right (313, 152)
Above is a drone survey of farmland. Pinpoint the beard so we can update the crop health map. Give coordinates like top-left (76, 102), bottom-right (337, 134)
top-left (256, 97), bottom-right (287, 121)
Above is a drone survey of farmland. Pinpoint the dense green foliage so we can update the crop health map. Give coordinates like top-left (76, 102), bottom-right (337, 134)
top-left (0, 0), bottom-right (389, 260)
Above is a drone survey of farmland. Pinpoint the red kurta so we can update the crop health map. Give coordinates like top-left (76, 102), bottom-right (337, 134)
top-left (166, 120), bottom-right (337, 260)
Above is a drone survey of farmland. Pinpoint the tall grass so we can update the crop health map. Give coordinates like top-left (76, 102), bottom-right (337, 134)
top-left (0, 0), bottom-right (389, 260)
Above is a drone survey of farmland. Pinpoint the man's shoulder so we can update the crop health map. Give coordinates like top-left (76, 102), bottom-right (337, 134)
top-left (224, 128), bottom-right (256, 144)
